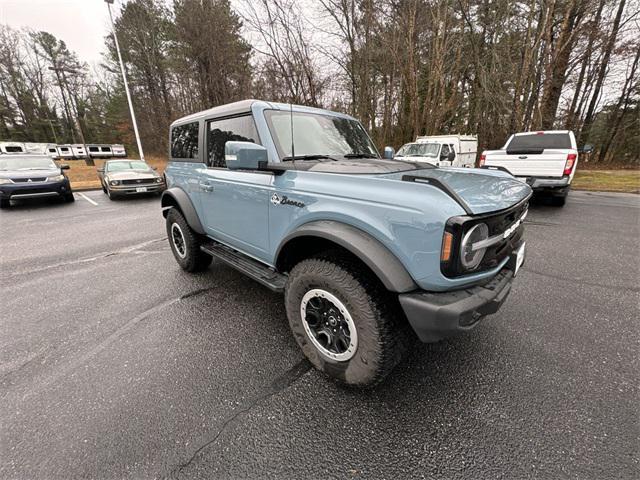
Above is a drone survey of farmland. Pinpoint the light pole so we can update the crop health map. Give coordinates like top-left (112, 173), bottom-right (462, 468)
top-left (104, 0), bottom-right (145, 162)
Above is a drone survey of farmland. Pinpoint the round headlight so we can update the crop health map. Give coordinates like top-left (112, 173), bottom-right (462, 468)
top-left (110, 180), bottom-right (119, 186)
top-left (460, 223), bottom-right (489, 270)
top-left (155, 177), bottom-right (162, 183)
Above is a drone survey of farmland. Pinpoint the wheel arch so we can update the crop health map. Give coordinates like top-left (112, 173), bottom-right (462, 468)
top-left (160, 187), bottom-right (205, 234)
top-left (275, 220), bottom-right (417, 293)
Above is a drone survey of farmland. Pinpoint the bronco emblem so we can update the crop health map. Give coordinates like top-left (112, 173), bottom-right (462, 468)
top-left (270, 193), bottom-right (304, 208)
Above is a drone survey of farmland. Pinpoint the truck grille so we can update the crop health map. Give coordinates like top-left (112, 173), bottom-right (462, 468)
top-left (121, 178), bottom-right (155, 185)
top-left (12, 177), bottom-right (47, 183)
top-left (442, 198), bottom-right (529, 277)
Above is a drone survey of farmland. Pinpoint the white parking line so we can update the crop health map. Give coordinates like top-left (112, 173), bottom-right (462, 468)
top-left (78, 192), bottom-right (98, 206)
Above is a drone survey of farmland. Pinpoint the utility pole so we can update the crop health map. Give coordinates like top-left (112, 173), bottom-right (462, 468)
top-left (104, 0), bottom-right (145, 162)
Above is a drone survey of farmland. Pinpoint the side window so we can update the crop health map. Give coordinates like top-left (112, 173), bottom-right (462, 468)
top-left (207, 115), bottom-right (259, 168)
top-left (441, 145), bottom-right (449, 157)
top-left (171, 122), bottom-right (199, 159)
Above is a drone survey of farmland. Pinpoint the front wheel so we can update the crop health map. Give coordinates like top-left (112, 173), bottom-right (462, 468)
top-left (166, 208), bottom-right (212, 272)
top-left (64, 193), bottom-right (75, 203)
top-left (0, 198), bottom-right (10, 209)
top-left (284, 253), bottom-right (411, 386)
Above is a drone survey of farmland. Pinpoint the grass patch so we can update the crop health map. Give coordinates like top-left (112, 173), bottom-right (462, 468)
top-left (573, 170), bottom-right (640, 194)
top-left (57, 156), bottom-right (167, 190)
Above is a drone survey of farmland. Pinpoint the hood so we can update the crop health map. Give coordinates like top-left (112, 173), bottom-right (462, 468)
top-left (0, 168), bottom-right (59, 179)
top-left (295, 158), bottom-right (531, 215)
top-left (375, 167), bottom-right (532, 214)
top-left (106, 170), bottom-right (158, 180)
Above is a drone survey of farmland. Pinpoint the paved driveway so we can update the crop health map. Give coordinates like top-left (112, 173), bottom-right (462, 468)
top-left (1, 190), bottom-right (638, 479)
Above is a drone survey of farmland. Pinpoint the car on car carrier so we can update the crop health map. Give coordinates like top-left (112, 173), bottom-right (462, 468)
top-left (160, 100), bottom-right (532, 386)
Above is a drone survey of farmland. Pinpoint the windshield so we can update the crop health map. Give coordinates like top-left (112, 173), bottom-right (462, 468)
top-left (265, 110), bottom-right (378, 160)
top-left (507, 133), bottom-right (571, 150)
top-left (0, 156), bottom-right (57, 170)
top-left (396, 143), bottom-right (440, 158)
top-left (106, 161), bottom-right (151, 172)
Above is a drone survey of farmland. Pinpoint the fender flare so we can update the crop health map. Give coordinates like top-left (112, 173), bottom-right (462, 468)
top-left (160, 187), bottom-right (205, 234)
top-left (276, 220), bottom-right (417, 293)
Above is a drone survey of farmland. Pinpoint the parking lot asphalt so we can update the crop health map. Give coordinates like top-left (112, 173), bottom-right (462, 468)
top-left (1, 189), bottom-right (638, 479)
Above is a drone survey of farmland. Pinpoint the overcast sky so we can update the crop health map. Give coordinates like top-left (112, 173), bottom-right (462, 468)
top-left (0, 0), bottom-right (113, 66)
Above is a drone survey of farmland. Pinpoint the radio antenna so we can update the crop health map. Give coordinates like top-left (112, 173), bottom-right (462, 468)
top-left (290, 101), bottom-right (295, 164)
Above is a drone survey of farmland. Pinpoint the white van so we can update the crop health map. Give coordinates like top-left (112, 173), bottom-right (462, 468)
top-left (56, 145), bottom-right (74, 159)
top-left (415, 134), bottom-right (477, 167)
top-left (46, 144), bottom-right (60, 158)
top-left (111, 144), bottom-right (127, 157)
top-left (71, 144), bottom-right (87, 159)
top-left (0, 142), bottom-right (26, 154)
top-left (87, 144), bottom-right (114, 158)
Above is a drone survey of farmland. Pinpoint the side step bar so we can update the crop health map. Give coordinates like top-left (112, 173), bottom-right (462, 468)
top-left (200, 240), bottom-right (287, 292)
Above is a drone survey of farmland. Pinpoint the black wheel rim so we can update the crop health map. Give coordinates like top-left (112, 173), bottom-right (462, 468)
top-left (300, 289), bottom-right (357, 361)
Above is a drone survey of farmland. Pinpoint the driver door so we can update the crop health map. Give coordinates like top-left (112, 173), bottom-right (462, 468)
top-left (198, 115), bottom-right (272, 261)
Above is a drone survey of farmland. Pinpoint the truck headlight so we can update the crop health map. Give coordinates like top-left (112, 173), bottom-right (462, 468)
top-left (47, 174), bottom-right (65, 182)
top-left (460, 223), bottom-right (489, 270)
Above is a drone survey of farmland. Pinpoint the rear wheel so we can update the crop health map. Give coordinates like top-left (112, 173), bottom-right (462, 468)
top-left (166, 208), bottom-right (212, 272)
top-left (284, 252), bottom-right (412, 386)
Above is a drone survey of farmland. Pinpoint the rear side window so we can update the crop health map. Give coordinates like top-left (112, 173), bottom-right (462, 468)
top-left (507, 133), bottom-right (571, 151)
top-left (207, 115), bottom-right (259, 168)
top-left (89, 147), bottom-right (99, 152)
top-left (6, 146), bottom-right (23, 152)
top-left (171, 122), bottom-right (199, 159)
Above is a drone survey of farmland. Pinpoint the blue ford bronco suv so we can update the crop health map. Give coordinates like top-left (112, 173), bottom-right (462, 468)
top-left (161, 100), bottom-right (531, 386)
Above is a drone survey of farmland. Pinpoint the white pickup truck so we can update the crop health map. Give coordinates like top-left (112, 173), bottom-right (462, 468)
top-left (479, 130), bottom-right (586, 206)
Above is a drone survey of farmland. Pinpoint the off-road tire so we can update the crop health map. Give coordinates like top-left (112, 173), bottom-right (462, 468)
top-left (0, 198), bottom-right (10, 209)
top-left (166, 208), bottom-right (212, 272)
top-left (285, 252), bottom-right (413, 386)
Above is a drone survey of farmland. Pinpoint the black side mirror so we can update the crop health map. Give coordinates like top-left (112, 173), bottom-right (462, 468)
top-left (97, 168), bottom-right (104, 173)
top-left (447, 151), bottom-right (455, 162)
top-left (60, 164), bottom-right (70, 170)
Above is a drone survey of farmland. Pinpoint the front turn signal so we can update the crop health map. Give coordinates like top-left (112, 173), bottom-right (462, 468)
top-left (441, 232), bottom-right (453, 262)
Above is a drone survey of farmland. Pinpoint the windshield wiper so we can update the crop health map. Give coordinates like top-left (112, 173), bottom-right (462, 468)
top-left (282, 154), bottom-right (339, 162)
top-left (343, 153), bottom-right (378, 159)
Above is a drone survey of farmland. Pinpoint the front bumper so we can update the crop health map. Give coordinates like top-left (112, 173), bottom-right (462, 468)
top-left (0, 179), bottom-right (71, 200)
top-left (399, 266), bottom-right (516, 343)
top-left (109, 183), bottom-right (165, 195)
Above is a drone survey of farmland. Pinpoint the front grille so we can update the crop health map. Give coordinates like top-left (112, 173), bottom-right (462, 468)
top-left (11, 187), bottom-right (56, 195)
top-left (12, 177), bottom-right (47, 183)
top-left (442, 198), bottom-right (529, 277)
top-left (121, 178), bottom-right (155, 185)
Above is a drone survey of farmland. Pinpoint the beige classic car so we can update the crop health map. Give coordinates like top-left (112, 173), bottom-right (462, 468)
top-left (97, 160), bottom-right (165, 200)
